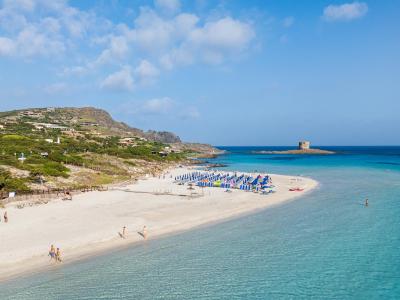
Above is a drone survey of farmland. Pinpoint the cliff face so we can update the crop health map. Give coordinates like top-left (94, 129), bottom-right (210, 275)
top-left (145, 130), bottom-right (181, 143)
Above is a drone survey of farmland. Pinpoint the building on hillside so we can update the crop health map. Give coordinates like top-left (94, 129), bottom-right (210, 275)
top-left (32, 125), bottom-right (44, 131)
top-left (162, 146), bottom-right (181, 154)
top-left (3, 116), bottom-right (18, 123)
top-left (119, 137), bottom-right (138, 146)
top-left (19, 111), bottom-right (43, 118)
top-left (298, 141), bottom-right (310, 150)
top-left (62, 130), bottom-right (83, 138)
top-left (45, 139), bottom-right (54, 143)
top-left (80, 122), bottom-right (99, 127)
top-left (126, 134), bottom-right (147, 142)
top-left (30, 122), bottom-right (74, 132)
top-left (18, 153), bottom-right (26, 162)
top-left (169, 144), bottom-right (182, 153)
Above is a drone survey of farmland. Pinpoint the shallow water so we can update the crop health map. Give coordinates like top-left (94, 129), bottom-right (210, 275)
top-left (1, 146), bottom-right (400, 299)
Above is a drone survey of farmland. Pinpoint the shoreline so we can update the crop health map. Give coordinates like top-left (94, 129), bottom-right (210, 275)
top-left (0, 167), bottom-right (318, 283)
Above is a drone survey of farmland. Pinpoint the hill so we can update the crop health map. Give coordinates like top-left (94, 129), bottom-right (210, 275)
top-left (0, 107), bottom-right (219, 195)
top-left (0, 107), bottom-right (181, 143)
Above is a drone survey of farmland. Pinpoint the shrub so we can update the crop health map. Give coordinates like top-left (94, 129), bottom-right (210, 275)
top-left (0, 169), bottom-right (30, 192)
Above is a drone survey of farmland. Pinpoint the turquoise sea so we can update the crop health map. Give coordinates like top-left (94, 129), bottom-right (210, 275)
top-left (1, 146), bottom-right (400, 299)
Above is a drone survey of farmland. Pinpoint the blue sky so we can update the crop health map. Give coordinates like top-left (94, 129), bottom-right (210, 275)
top-left (0, 0), bottom-right (399, 146)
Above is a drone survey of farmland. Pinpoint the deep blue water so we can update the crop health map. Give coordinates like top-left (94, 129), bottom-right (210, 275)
top-left (1, 146), bottom-right (400, 299)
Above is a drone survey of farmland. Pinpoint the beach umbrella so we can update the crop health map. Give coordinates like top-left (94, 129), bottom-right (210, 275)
top-left (251, 178), bottom-right (259, 185)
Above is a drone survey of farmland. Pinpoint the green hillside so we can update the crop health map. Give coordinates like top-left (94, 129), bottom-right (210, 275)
top-left (0, 107), bottom-right (198, 194)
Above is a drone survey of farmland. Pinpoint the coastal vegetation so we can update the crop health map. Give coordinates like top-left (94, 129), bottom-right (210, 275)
top-left (0, 107), bottom-right (216, 194)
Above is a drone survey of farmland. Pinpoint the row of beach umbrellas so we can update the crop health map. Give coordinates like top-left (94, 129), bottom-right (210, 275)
top-left (175, 171), bottom-right (274, 191)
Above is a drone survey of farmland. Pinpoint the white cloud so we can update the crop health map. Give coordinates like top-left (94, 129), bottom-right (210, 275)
top-left (174, 13), bottom-right (199, 36)
top-left (135, 60), bottom-right (160, 84)
top-left (140, 97), bottom-right (175, 114)
top-left (156, 16), bottom-right (255, 67)
top-left (95, 35), bottom-right (129, 65)
top-left (90, 8), bottom-right (255, 75)
top-left (155, 0), bottom-right (181, 15)
top-left (40, 17), bottom-right (61, 34)
top-left (180, 106), bottom-right (200, 120)
top-left (323, 2), bottom-right (368, 22)
top-left (0, 20), bottom-right (65, 57)
top-left (129, 7), bottom-right (175, 54)
top-left (100, 66), bottom-right (134, 92)
top-left (60, 6), bottom-right (91, 38)
top-left (44, 82), bottom-right (67, 94)
top-left (189, 17), bottom-right (254, 51)
top-left (0, 1), bottom-right (257, 94)
top-left (0, 37), bottom-right (16, 55)
top-left (117, 9), bottom-right (254, 66)
top-left (3, 0), bottom-right (36, 12)
top-left (282, 17), bottom-right (294, 28)
top-left (118, 97), bottom-right (200, 120)
top-left (16, 25), bottom-right (65, 57)
top-left (0, 0), bottom-right (97, 58)
top-left (61, 65), bottom-right (87, 76)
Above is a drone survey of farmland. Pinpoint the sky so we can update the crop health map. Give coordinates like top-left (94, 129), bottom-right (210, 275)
top-left (0, 0), bottom-right (399, 146)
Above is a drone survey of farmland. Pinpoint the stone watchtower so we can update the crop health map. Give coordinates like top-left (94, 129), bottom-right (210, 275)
top-left (298, 141), bottom-right (310, 150)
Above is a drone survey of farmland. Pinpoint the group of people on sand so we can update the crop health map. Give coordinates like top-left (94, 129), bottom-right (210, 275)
top-left (120, 225), bottom-right (148, 240)
top-left (0, 211), bottom-right (8, 223)
top-left (48, 245), bottom-right (62, 262)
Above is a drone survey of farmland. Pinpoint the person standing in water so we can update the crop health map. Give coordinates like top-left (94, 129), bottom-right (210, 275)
top-left (365, 198), bottom-right (369, 207)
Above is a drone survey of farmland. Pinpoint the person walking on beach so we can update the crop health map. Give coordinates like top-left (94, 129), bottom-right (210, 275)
top-left (3, 211), bottom-right (8, 223)
top-left (122, 226), bottom-right (127, 238)
top-left (48, 245), bottom-right (56, 261)
top-left (55, 248), bottom-right (62, 262)
top-left (143, 225), bottom-right (148, 240)
top-left (365, 198), bottom-right (369, 207)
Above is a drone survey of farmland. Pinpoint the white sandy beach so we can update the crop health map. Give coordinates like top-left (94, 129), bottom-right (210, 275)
top-left (0, 167), bottom-right (318, 281)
